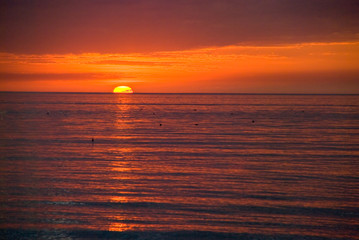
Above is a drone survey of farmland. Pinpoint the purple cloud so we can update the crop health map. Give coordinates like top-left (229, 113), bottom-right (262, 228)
top-left (1, 0), bottom-right (358, 54)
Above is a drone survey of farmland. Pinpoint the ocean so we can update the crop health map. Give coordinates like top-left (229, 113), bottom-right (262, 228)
top-left (0, 92), bottom-right (358, 239)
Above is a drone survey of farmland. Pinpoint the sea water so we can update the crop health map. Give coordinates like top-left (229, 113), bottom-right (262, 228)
top-left (0, 93), bottom-right (358, 239)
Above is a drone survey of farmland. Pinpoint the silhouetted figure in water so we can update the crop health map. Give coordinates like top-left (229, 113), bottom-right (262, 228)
top-left (252, 120), bottom-right (255, 123)
top-left (0, 111), bottom-right (6, 120)
top-left (159, 123), bottom-right (162, 126)
top-left (92, 138), bottom-right (94, 142)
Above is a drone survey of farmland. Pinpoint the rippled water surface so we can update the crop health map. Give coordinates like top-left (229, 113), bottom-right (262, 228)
top-left (0, 93), bottom-right (358, 239)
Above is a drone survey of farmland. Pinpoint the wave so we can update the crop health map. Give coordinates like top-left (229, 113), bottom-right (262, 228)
top-left (0, 229), bottom-right (350, 240)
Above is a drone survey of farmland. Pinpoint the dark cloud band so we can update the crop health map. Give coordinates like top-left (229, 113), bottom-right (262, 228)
top-left (1, 0), bottom-right (358, 54)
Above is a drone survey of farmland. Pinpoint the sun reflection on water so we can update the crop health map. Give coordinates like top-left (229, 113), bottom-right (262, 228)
top-left (108, 216), bottom-right (133, 232)
top-left (107, 95), bottom-right (136, 232)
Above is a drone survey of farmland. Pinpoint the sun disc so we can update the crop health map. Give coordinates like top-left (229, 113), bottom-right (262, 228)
top-left (113, 86), bottom-right (133, 94)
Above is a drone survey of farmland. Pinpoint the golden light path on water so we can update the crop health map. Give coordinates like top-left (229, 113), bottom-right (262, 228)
top-left (108, 96), bottom-right (133, 232)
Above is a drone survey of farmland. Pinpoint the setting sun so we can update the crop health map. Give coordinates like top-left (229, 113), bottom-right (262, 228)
top-left (113, 86), bottom-right (133, 94)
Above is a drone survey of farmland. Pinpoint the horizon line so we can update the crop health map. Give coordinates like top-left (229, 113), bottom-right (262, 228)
top-left (1, 91), bottom-right (358, 95)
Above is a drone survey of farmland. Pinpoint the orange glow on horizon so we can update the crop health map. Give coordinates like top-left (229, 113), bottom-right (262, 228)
top-left (0, 41), bottom-right (358, 93)
top-left (113, 86), bottom-right (134, 94)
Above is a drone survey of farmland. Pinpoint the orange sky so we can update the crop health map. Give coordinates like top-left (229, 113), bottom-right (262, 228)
top-left (1, 0), bottom-right (359, 93)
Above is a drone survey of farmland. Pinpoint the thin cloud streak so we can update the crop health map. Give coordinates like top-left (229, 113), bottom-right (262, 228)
top-left (0, 72), bottom-right (123, 81)
top-left (87, 60), bottom-right (178, 66)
